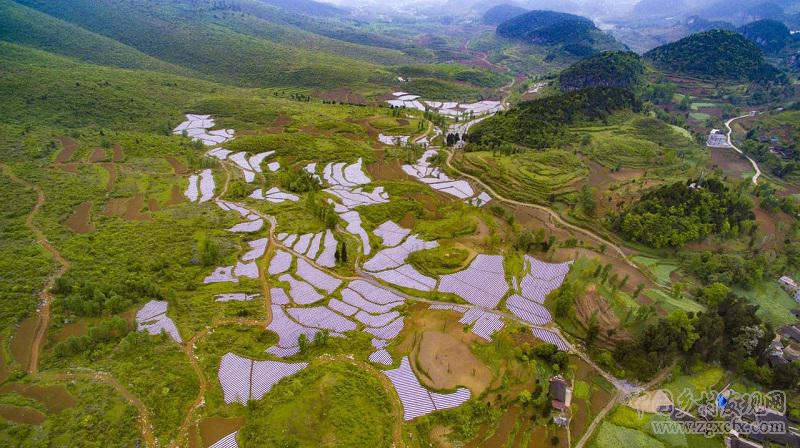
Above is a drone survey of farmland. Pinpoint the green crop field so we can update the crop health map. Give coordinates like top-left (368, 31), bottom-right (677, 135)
top-left (452, 149), bottom-right (588, 203)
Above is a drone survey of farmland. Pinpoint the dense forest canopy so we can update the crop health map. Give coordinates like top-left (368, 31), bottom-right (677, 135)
top-left (644, 29), bottom-right (786, 83)
top-left (496, 10), bottom-right (599, 46)
top-left (468, 86), bottom-right (640, 149)
top-left (614, 179), bottom-right (755, 249)
top-left (558, 51), bottom-right (646, 92)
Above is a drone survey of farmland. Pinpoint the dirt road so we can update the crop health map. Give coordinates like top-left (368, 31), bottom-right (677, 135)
top-left (725, 114), bottom-right (762, 185)
top-left (1, 163), bottom-right (71, 374)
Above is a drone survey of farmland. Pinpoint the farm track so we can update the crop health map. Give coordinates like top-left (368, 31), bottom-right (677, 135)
top-left (2, 163), bottom-right (159, 446)
top-left (441, 150), bottom-right (669, 290)
top-left (725, 114), bottom-right (762, 185)
top-left (45, 370), bottom-right (157, 447)
top-left (0, 163), bottom-right (70, 374)
top-left (574, 363), bottom-right (675, 448)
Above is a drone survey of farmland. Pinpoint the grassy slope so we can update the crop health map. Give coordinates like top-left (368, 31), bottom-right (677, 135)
top-left (0, 0), bottom-right (196, 76)
top-left (206, 2), bottom-right (413, 66)
top-left (14, 0), bottom-right (391, 90)
top-left (0, 42), bottom-right (226, 131)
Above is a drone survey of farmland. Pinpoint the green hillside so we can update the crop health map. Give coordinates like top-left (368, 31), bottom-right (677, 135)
top-left (0, 0), bottom-right (194, 75)
top-left (14, 0), bottom-right (393, 89)
top-left (559, 51), bottom-right (646, 92)
top-left (644, 29), bottom-right (786, 83)
top-left (0, 42), bottom-right (221, 131)
top-left (468, 87), bottom-right (640, 149)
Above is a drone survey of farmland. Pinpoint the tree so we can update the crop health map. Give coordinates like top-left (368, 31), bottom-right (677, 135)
top-left (579, 185), bottom-right (597, 216)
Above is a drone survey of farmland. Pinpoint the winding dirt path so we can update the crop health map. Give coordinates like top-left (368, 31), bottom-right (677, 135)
top-left (442, 150), bottom-right (668, 289)
top-left (725, 114), bottom-right (762, 185)
top-left (45, 370), bottom-right (156, 447)
top-left (0, 163), bottom-right (70, 374)
top-left (170, 328), bottom-right (210, 448)
top-left (2, 163), bottom-right (158, 446)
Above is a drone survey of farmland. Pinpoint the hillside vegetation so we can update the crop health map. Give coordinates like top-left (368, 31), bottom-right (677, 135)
top-left (13, 0), bottom-right (394, 89)
top-left (495, 10), bottom-right (620, 56)
top-left (559, 51), bottom-right (646, 92)
top-left (0, 0), bottom-right (194, 75)
top-left (737, 19), bottom-right (796, 54)
top-left (614, 179), bottom-right (755, 249)
top-left (644, 29), bottom-right (786, 83)
top-left (468, 87), bottom-right (640, 149)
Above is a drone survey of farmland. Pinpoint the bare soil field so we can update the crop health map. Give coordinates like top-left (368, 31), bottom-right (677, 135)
top-left (64, 201), bottom-right (95, 233)
top-left (414, 330), bottom-right (493, 395)
top-left (199, 416), bottom-right (245, 447)
top-left (56, 163), bottom-right (78, 173)
top-left (0, 383), bottom-right (77, 412)
top-left (103, 193), bottom-right (152, 221)
top-left (10, 316), bottom-right (38, 370)
top-left (273, 114), bottom-right (292, 127)
top-left (709, 147), bottom-right (752, 180)
top-left (55, 137), bottom-right (79, 163)
top-left (166, 156), bottom-right (188, 175)
top-left (0, 404), bottom-right (46, 425)
top-left (88, 148), bottom-right (107, 163)
top-left (575, 285), bottom-right (630, 347)
top-left (112, 144), bottom-right (124, 162)
top-left (166, 184), bottom-right (186, 206)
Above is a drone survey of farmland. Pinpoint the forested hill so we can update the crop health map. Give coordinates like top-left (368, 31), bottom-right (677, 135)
top-left (496, 10), bottom-right (594, 44)
top-left (738, 19), bottom-right (796, 54)
top-left (468, 87), bottom-right (640, 149)
top-left (482, 4), bottom-right (527, 26)
top-left (644, 29), bottom-right (786, 83)
top-left (558, 51), bottom-right (646, 92)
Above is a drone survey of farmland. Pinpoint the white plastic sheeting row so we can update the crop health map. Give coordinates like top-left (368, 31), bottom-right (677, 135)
top-left (383, 357), bottom-right (471, 420)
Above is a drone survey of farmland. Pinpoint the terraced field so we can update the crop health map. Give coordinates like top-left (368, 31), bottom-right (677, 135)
top-left (451, 150), bottom-right (588, 203)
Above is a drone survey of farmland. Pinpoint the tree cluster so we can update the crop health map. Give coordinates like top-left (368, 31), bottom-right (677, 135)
top-left (613, 178), bottom-right (754, 248)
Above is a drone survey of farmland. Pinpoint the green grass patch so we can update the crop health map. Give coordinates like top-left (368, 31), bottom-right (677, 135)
top-left (644, 289), bottom-right (705, 314)
top-left (238, 361), bottom-right (394, 448)
top-left (688, 112), bottom-right (711, 121)
top-left (408, 245), bottom-right (470, 277)
top-left (453, 149), bottom-right (587, 203)
top-left (632, 256), bottom-right (678, 286)
top-left (734, 281), bottom-right (800, 329)
top-left (662, 364), bottom-right (724, 404)
top-left (589, 421), bottom-right (665, 448)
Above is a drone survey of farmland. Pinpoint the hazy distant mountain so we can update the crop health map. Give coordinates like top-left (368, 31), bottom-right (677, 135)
top-left (257, 0), bottom-right (346, 17)
top-left (738, 19), bottom-right (796, 54)
top-left (693, 0), bottom-right (793, 24)
top-left (632, 0), bottom-right (688, 18)
top-left (684, 15), bottom-right (736, 33)
top-left (482, 4), bottom-right (528, 25)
